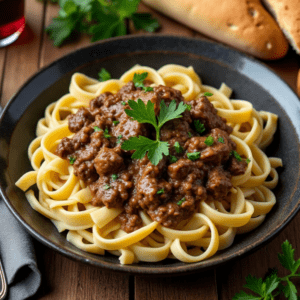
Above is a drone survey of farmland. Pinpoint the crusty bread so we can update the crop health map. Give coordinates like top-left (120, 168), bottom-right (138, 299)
top-left (261, 0), bottom-right (300, 54)
top-left (143, 0), bottom-right (289, 60)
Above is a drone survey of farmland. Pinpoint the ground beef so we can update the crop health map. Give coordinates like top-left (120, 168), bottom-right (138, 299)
top-left (55, 82), bottom-right (247, 232)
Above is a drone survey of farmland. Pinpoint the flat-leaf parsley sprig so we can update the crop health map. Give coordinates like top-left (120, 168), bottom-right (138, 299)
top-left (45, 0), bottom-right (160, 46)
top-left (121, 99), bottom-right (187, 165)
top-left (233, 240), bottom-right (300, 300)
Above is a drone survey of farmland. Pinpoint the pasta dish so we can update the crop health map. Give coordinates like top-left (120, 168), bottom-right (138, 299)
top-left (16, 64), bottom-right (282, 264)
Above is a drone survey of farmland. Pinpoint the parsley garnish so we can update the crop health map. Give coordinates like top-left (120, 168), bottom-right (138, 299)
top-left (169, 155), bottom-right (178, 163)
top-left (94, 126), bottom-right (101, 132)
top-left (116, 135), bottom-right (123, 144)
top-left (177, 197), bottom-right (186, 206)
top-left (186, 104), bottom-right (192, 111)
top-left (103, 184), bottom-right (110, 190)
top-left (121, 101), bottom-right (126, 106)
top-left (111, 174), bottom-right (118, 180)
top-left (103, 128), bottom-right (111, 139)
top-left (246, 158), bottom-right (251, 164)
top-left (218, 137), bottom-right (225, 143)
top-left (203, 92), bottom-right (213, 97)
top-left (204, 136), bottom-right (214, 146)
top-left (234, 240), bottom-right (300, 300)
top-left (157, 188), bottom-right (164, 195)
top-left (45, 0), bottom-right (160, 47)
top-left (69, 156), bottom-right (76, 165)
top-left (121, 99), bottom-right (187, 165)
top-left (113, 120), bottom-right (120, 126)
top-left (194, 120), bottom-right (205, 134)
top-left (188, 132), bottom-right (192, 138)
top-left (231, 150), bottom-right (242, 162)
top-left (187, 152), bottom-right (200, 161)
top-left (98, 68), bottom-right (111, 82)
top-left (174, 141), bottom-right (183, 154)
top-left (132, 72), bottom-right (154, 92)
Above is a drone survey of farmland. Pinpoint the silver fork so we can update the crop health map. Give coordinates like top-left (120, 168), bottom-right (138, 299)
top-left (0, 258), bottom-right (7, 300)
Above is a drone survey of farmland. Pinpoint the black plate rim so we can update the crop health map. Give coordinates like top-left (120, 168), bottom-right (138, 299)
top-left (1, 34), bottom-right (300, 275)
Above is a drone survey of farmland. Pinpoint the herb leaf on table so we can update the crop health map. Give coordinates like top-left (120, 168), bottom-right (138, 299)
top-left (44, 0), bottom-right (160, 46)
top-left (233, 240), bottom-right (300, 300)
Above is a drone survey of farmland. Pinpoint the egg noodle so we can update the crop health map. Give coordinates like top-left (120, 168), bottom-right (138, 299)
top-left (16, 64), bottom-right (282, 264)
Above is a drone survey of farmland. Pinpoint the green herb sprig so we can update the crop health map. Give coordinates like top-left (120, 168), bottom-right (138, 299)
top-left (121, 99), bottom-right (187, 165)
top-left (133, 72), bottom-right (154, 92)
top-left (45, 0), bottom-right (160, 47)
top-left (234, 241), bottom-right (300, 300)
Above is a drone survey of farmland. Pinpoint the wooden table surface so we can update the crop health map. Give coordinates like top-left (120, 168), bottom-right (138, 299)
top-left (1, 1), bottom-right (300, 299)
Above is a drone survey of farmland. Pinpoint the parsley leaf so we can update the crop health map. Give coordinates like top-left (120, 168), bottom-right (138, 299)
top-left (132, 72), bottom-right (154, 92)
top-left (187, 152), bottom-right (200, 161)
top-left (121, 99), bottom-right (188, 165)
top-left (121, 101), bottom-right (126, 106)
top-left (69, 156), bottom-right (76, 164)
top-left (111, 174), bottom-right (118, 180)
top-left (188, 132), bottom-right (192, 138)
top-left (103, 184), bottom-right (110, 190)
top-left (94, 126), bottom-right (101, 132)
top-left (157, 188), bottom-right (164, 195)
top-left (234, 240), bottom-right (300, 300)
top-left (122, 136), bottom-right (169, 165)
top-left (113, 120), bottom-right (120, 126)
top-left (144, 86), bottom-right (154, 93)
top-left (45, 0), bottom-right (159, 46)
top-left (204, 136), bottom-right (214, 146)
top-left (174, 141), bottom-right (183, 154)
top-left (231, 150), bottom-right (242, 162)
top-left (177, 198), bottom-right (186, 206)
top-left (103, 128), bottom-right (111, 139)
top-left (116, 135), bottom-right (123, 144)
top-left (194, 120), bottom-right (205, 134)
top-left (246, 158), bottom-right (251, 164)
top-left (169, 155), bottom-right (178, 163)
top-left (203, 92), bottom-right (213, 97)
top-left (98, 68), bottom-right (111, 81)
top-left (186, 104), bottom-right (192, 111)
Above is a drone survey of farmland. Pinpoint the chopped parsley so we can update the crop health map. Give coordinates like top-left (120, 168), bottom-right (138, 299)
top-left (98, 68), bottom-right (111, 82)
top-left (121, 101), bottom-right (126, 106)
top-left (103, 184), bottom-right (111, 190)
top-left (169, 155), bottom-right (178, 163)
top-left (177, 197), bottom-right (186, 206)
top-left (186, 104), bottom-right (192, 111)
top-left (121, 99), bottom-right (187, 165)
top-left (103, 128), bottom-right (111, 139)
top-left (174, 141), bottom-right (183, 154)
top-left (204, 136), bottom-right (214, 146)
top-left (157, 188), bottom-right (164, 195)
top-left (69, 156), bottom-right (76, 165)
top-left (203, 92), bottom-right (213, 97)
top-left (113, 120), bottom-right (120, 126)
top-left (246, 158), bottom-right (251, 164)
top-left (218, 137), bottom-right (225, 143)
top-left (231, 150), bottom-right (242, 162)
top-left (187, 152), bottom-right (200, 161)
top-left (133, 72), bottom-right (153, 93)
top-left (194, 120), bottom-right (205, 134)
top-left (188, 132), bottom-right (192, 138)
top-left (111, 174), bottom-right (118, 180)
top-left (116, 135), bottom-right (123, 144)
top-left (94, 126), bottom-right (101, 132)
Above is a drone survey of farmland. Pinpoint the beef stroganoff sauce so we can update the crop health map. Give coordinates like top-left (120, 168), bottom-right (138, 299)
top-left (16, 65), bottom-right (282, 264)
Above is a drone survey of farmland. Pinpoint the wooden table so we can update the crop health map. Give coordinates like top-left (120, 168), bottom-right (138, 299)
top-left (1, 1), bottom-right (300, 299)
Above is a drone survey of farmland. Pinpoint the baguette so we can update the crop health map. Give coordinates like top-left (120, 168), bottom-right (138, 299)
top-left (143, 0), bottom-right (289, 60)
top-left (261, 0), bottom-right (300, 54)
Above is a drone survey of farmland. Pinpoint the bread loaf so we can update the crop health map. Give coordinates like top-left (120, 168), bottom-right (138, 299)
top-left (143, 0), bottom-right (289, 60)
top-left (261, 0), bottom-right (300, 54)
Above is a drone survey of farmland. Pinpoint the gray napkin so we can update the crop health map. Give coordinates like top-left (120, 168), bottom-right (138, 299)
top-left (0, 199), bottom-right (41, 300)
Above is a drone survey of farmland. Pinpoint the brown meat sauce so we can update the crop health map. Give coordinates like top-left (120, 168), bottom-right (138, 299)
top-left (56, 82), bottom-right (247, 232)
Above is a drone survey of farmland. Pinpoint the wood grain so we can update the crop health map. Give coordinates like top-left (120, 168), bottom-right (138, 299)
top-left (32, 243), bottom-right (130, 300)
top-left (135, 270), bottom-right (218, 300)
top-left (0, 0), bottom-right (44, 106)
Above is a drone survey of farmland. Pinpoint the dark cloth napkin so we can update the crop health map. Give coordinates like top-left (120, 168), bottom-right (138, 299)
top-left (0, 196), bottom-right (41, 299)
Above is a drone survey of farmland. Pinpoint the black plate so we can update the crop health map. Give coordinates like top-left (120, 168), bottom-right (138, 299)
top-left (1, 35), bottom-right (300, 275)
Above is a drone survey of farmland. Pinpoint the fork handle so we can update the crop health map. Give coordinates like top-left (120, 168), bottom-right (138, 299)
top-left (0, 259), bottom-right (7, 300)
